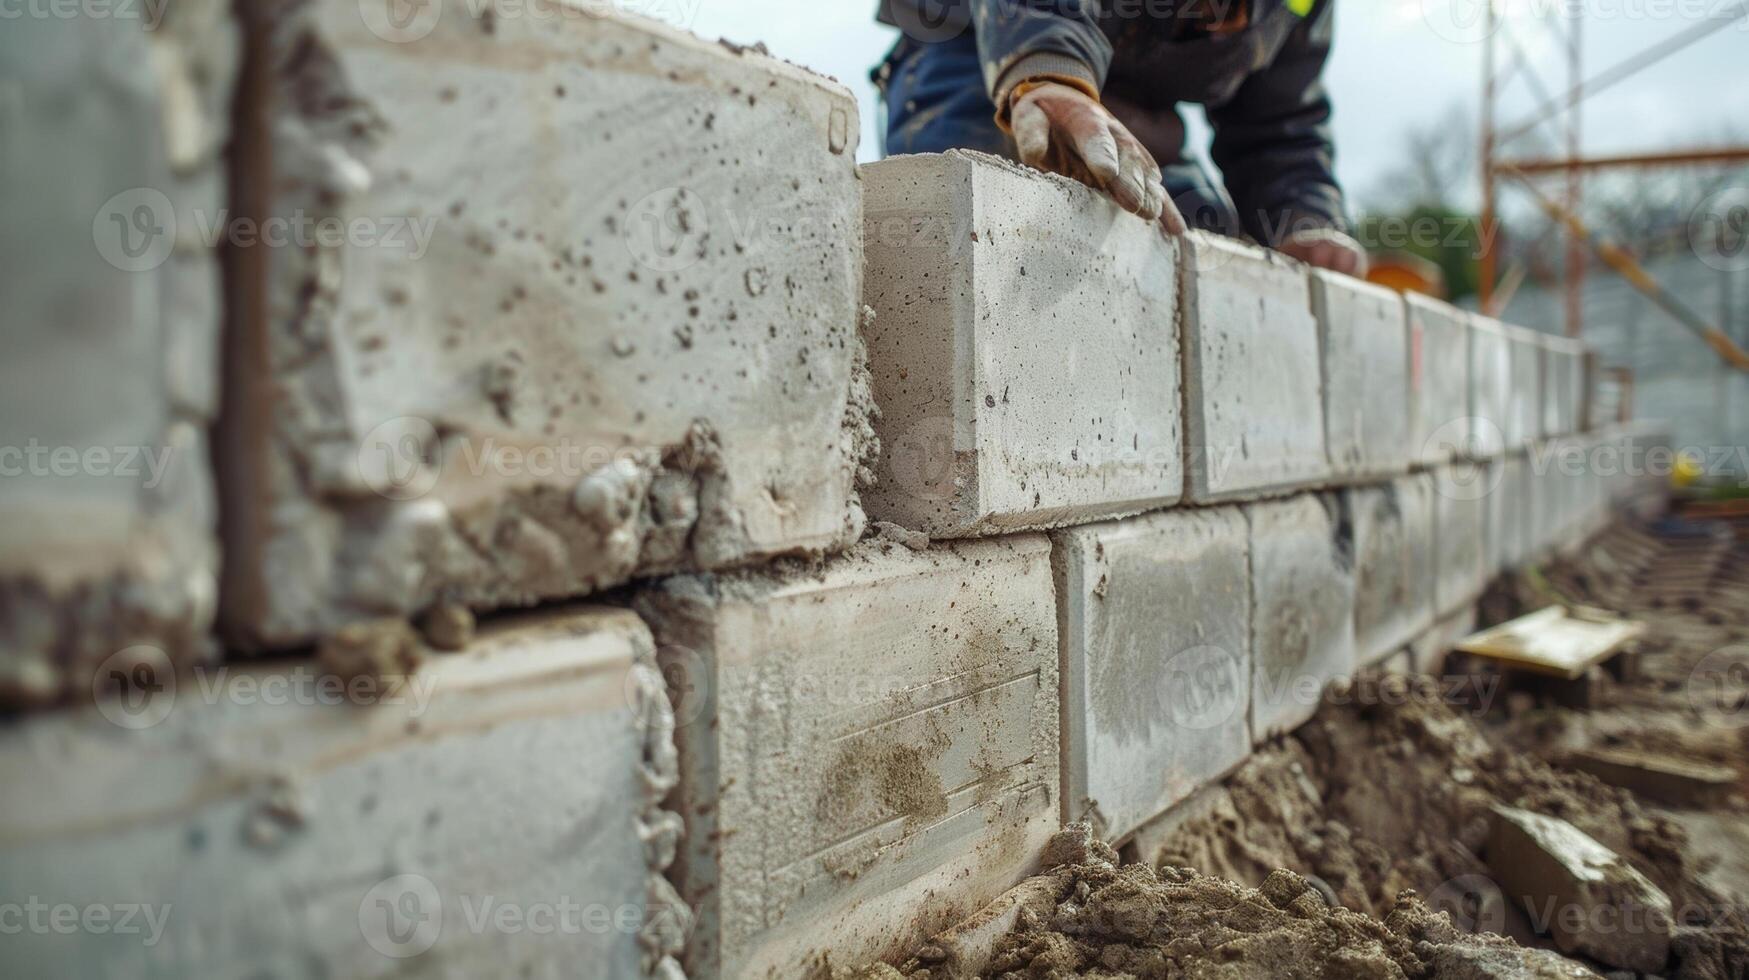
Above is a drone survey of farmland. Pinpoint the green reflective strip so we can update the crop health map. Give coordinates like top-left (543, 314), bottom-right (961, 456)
top-left (1287, 0), bottom-right (1315, 16)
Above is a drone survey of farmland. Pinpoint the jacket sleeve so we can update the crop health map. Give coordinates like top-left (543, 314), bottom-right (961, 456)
top-left (1206, 0), bottom-right (1348, 244)
top-left (967, 0), bottom-right (1113, 118)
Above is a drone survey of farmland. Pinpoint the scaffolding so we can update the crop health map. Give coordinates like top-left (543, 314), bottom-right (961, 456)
top-left (1476, 0), bottom-right (1749, 371)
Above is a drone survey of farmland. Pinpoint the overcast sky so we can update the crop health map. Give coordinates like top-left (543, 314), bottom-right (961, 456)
top-left (652, 0), bottom-right (1748, 211)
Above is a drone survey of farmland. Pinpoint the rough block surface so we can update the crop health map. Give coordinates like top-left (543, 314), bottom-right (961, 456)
top-left (1406, 294), bottom-right (1471, 466)
top-left (1247, 494), bottom-right (1357, 740)
top-left (1349, 475), bottom-right (1436, 665)
top-left (860, 151), bottom-right (1182, 537)
top-left (1054, 508), bottom-right (1251, 842)
top-left (639, 537), bottom-right (1060, 979)
top-left (1433, 462), bottom-right (1489, 615)
top-left (0, 6), bottom-right (235, 706)
top-left (217, 4), bottom-right (875, 648)
top-left (0, 607), bottom-right (684, 978)
top-left (1180, 233), bottom-right (1327, 501)
top-left (1540, 335), bottom-right (1585, 438)
top-left (1468, 315), bottom-right (1512, 458)
top-left (1309, 271), bottom-right (1411, 480)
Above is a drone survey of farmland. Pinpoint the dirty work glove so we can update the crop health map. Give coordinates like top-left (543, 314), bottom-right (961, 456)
top-left (1009, 81), bottom-right (1182, 232)
top-left (1279, 227), bottom-right (1369, 277)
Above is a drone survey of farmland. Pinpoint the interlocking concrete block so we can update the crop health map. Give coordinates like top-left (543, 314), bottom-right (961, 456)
top-left (1410, 606), bottom-right (1477, 675)
top-left (639, 537), bottom-right (1060, 979)
top-left (1247, 495), bottom-right (1357, 741)
top-left (1505, 324), bottom-right (1544, 448)
top-left (860, 151), bottom-right (1182, 536)
top-left (217, 4), bottom-right (875, 648)
top-left (1468, 315), bottom-right (1512, 458)
top-left (1181, 233), bottom-right (1327, 501)
top-left (1309, 271), bottom-right (1412, 480)
top-left (1349, 475), bottom-right (1436, 665)
top-left (1433, 462), bottom-right (1489, 615)
top-left (0, 7), bottom-right (235, 707)
top-left (0, 607), bottom-right (684, 979)
top-left (1054, 508), bottom-right (1251, 842)
top-left (1406, 294), bottom-right (1472, 466)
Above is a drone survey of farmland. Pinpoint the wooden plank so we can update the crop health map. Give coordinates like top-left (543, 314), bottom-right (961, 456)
top-left (1456, 605), bottom-right (1645, 679)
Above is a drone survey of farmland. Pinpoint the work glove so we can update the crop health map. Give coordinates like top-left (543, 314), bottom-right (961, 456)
top-left (1279, 227), bottom-right (1369, 277)
top-left (1009, 81), bottom-right (1184, 233)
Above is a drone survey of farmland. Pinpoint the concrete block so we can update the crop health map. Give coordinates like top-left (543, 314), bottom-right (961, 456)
top-left (0, 7), bottom-right (236, 707)
top-left (1505, 324), bottom-right (1543, 448)
top-left (638, 537), bottom-right (1060, 979)
top-left (1487, 805), bottom-right (1673, 974)
top-left (1491, 453), bottom-right (1532, 572)
top-left (1410, 606), bottom-right (1477, 675)
top-left (1468, 315), bottom-right (1512, 458)
top-left (1309, 271), bottom-right (1411, 480)
top-left (0, 607), bottom-right (684, 979)
top-left (1348, 475), bottom-right (1436, 665)
top-left (860, 152), bottom-right (1182, 536)
top-left (1406, 294), bottom-right (1471, 466)
top-left (1540, 335), bottom-right (1584, 437)
top-left (217, 4), bottom-right (874, 648)
top-left (1180, 233), bottom-right (1327, 501)
top-left (1433, 462), bottom-right (1489, 615)
top-left (1247, 495), bottom-right (1357, 741)
top-left (1054, 508), bottom-right (1252, 842)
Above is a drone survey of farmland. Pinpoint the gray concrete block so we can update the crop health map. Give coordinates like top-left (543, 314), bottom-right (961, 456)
top-left (1406, 293), bottom-right (1472, 466)
top-left (1247, 494), bottom-right (1357, 741)
top-left (1540, 335), bottom-right (1585, 437)
top-left (0, 7), bottom-right (236, 708)
top-left (1053, 508), bottom-right (1251, 842)
top-left (1309, 271), bottom-right (1412, 481)
top-left (1410, 606), bottom-right (1478, 675)
top-left (1180, 233), bottom-right (1327, 501)
top-left (860, 152), bottom-right (1182, 537)
top-left (1468, 315), bottom-right (1512, 459)
top-left (1433, 462), bottom-right (1489, 615)
top-left (1491, 452), bottom-right (1533, 572)
top-left (639, 537), bottom-right (1060, 979)
top-left (1505, 324), bottom-right (1544, 448)
top-left (217, 4), bottom-right (875, 649)
top-left (0, 607), bottom-right (683, 979)
top-left (1349, 475), bottom-right (1436, 665)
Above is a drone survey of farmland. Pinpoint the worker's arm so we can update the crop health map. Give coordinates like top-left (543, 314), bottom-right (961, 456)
top-left (968, 0), bottom-right (1173, 224)
top-left (1206, 0), bottom-right (1363, 272)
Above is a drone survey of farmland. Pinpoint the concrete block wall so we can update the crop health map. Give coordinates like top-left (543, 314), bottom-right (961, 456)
top-left (3, 16), bottom-right (1655, 980)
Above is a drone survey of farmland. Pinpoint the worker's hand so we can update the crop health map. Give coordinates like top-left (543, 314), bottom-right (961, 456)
top-left (1279, 227), bottom-right (1369, 277)
top-left (1010, 81), bottom-right (1182, 231)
